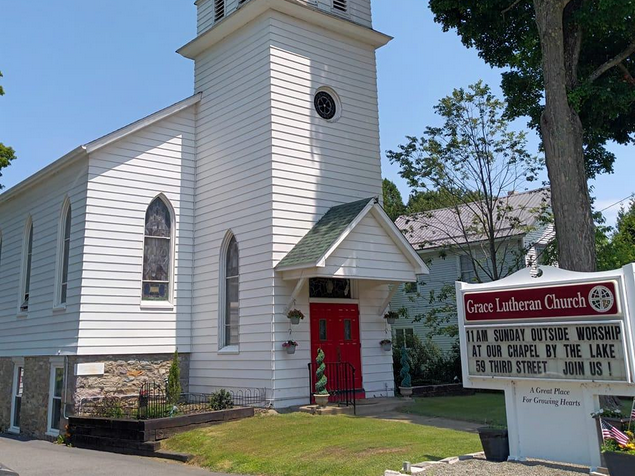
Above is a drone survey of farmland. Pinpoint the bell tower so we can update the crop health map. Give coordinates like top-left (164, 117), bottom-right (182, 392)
top-left (179, 0), bottom-right (392, 402)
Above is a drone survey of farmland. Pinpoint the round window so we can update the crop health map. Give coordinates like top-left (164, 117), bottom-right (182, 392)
top-left (314, 91), bottom-right (338, 120)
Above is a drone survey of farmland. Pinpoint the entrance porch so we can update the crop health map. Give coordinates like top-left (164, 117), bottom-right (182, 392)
top-left (272, 198), bottom-right (429, 408)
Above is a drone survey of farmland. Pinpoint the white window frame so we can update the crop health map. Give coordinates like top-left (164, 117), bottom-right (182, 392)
top-left (46, 361), bottom-right (64, 437)
top-left (53, 198), bottom-right (72, 310)
top-left (9, 358), bottom-right (24, 434)
top-left (394, 327), bottom-right (415, 349)
top-left (218, 231), bottom-right (239, 353)
top-left (17, 216), bottom-right (33, 316)
top-left (458, 253), bottom-right (477, 283)
top-left (140, 194), bottom-right (175, 309)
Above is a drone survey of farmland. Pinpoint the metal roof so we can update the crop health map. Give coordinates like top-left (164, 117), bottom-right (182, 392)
top-left (395, 188), bottom-right (550, 251)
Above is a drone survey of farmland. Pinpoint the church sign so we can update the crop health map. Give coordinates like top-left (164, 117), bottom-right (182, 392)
top-left (464, 281), bottom-right (620, 321)
top-left (456, 266), bottom-right (635, 469)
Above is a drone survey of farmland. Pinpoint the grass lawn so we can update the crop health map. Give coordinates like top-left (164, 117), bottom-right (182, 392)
top-left (164, 412), bottom-right (482, 476)
top-left (401, 393), bottom-right (507, 427)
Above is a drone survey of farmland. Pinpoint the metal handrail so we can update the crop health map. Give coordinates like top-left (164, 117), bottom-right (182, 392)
top-left (308, 361), bottom-right (357, 414)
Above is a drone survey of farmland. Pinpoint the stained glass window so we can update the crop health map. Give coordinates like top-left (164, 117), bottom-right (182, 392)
top-left (224, 236), bottom-right (239, 346)
top-left (143, 198), bottom-right (171, 301)
top-left (309, 278), bottom-right (351, 299)
top-left (60, 205), bottom-right (71, 304)
top-left (21, 222), bottom-right (33, 312)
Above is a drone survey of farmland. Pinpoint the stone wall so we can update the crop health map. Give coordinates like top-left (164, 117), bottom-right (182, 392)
top-left (20, 357), bottom-right (51, 438)
top-left (0, 358), bottom-right (14, 432)
top-left (68, 353), bottom-right (190, 410)
top-left (1, 353), bottom-right (190, 439)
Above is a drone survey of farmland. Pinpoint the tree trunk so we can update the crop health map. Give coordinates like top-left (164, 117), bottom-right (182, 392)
top-left (533, 0), bottom-right (596, 272)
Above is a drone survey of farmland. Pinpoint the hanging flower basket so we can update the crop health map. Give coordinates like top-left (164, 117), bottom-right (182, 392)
top-left (287, 309), bottom-right (305, 325)
top-left (383, 311), bottom-right (399, 325)
top-left (282, 340), bottom-right (298, 354)
top-left (380, 339), bottom-right (392, 351)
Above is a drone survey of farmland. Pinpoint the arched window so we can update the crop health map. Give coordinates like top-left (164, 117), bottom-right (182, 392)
top-left (20, 219), bottom-right (34, 313)
top-left (57, 202), bottom-right (72, 305)
top-left (142, 197), bottom-right (172, 301)
top-left (220, 233), bottom-right (239, 348)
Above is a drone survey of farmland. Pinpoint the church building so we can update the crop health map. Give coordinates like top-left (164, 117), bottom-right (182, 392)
top-left (0, 0), bottom-right (427, 438)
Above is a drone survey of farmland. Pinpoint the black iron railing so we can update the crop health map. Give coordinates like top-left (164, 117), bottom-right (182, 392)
top-left (76, 383), bottom-right (267, 420)
top-left (308, 361), bottom-right (357, 414)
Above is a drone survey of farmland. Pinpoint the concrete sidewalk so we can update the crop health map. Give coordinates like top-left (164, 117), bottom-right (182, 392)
top-left (354, 398), bottom-right (482, 433)
top-left (0, 436), bottom-right (236, 476)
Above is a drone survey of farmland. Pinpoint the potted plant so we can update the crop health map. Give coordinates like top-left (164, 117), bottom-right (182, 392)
top-left (478, 425), bottom-right (510, 462)
top-left (380, 339), bottom-right (392, 351)
top-left (398, 344), bottom-right (413, 397)
top-left (282, 340), bottom-right (298, 355)
top-left (383, 311), bottom-right (399, 325)
top-left (287, 309), bottom-right (305, 325)
top-left (313, 348), bottom-right (329, 407)
top-left (602, 437), bottom-right (635, 476)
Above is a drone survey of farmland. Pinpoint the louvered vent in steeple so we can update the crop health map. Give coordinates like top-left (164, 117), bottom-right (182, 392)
top-left (333, 0), bottom-right (347, 13)
top-left (214, 0), bottom-right (225, 22)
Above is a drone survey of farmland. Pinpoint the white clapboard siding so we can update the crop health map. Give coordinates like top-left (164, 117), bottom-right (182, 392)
top-left (0, 160), bottom-right (88, 356)
top-left (266, 11), bottom-right (389, 405)
top-left (188, 14), bottom-right (276, 396)
top-left (77, 106), bottom-right (197, 355)
top-left (315, 214), bottom-right (417, 282)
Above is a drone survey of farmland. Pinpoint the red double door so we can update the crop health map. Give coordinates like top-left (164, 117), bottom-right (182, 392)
top-left (310, 303), bottom-right (364, 396)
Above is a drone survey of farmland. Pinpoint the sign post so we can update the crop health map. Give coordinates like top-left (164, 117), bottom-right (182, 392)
top-left (457, 265), bottom-right (635, 469)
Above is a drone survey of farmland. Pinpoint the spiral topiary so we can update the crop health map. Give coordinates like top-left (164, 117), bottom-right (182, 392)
top-left (400, 344), bottom-right (411, 387)
top-left (315, 348), bottom-right (328, 395)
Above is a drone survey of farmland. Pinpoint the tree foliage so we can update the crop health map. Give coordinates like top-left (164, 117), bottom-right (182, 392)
top-left (382, 179), bottom-right (406, 221)
top-left (596, 200), bottom-right (635, 271)
top-left (428, 0), bottom-right (635, 178)
top-left (428, 0), bottom-right (635, 273)
top-left (387, 81), bottom-right (544, 282)
top-left (0, 71), bottom-right (16, 190)
top-left (166, 349), bottom-right (182, 405)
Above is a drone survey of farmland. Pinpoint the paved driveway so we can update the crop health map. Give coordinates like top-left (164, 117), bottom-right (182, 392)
top-left (0, 436), bottom-right (235, 476)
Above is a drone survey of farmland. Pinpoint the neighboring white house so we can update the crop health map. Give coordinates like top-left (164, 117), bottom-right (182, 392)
top-left (0, 0), bottom-right (429, 438)
top-left (390, 189), bottom-right (554, 351)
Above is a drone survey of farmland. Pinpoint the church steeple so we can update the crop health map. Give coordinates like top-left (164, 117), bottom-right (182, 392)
top-left (194, 0), bottom-right (373, 37)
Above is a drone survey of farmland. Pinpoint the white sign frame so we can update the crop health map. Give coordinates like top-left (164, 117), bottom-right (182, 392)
top-left (457, 265), bottom-right (635, 470)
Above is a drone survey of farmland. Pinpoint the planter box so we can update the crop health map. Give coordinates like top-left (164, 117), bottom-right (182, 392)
top-left (604, 451), bottom-right (635, 476)
top-left (69, 406), bottom-right (255, 458)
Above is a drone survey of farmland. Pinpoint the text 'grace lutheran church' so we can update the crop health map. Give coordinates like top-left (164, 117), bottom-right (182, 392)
top-left (0, 0), bottom-right (428, 438)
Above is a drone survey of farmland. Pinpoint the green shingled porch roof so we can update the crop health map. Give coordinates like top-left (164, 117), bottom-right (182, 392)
top-left (276, 197), bottom-right (377, 269)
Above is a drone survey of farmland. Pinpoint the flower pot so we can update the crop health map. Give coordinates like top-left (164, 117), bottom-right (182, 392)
top-left (385, 317), bottom-right (396, 325)
top-left (381, 343), bottom-right (392, 351)
top-left (604, 451), bottom-right (635, 476)
top-left (314, 393), bottom-right (330, 407)
top-left (289, 317), bottom-right (300, 325)
top-left (399, 386), bottom-right (413, 397)
top-left (478, 427), bottom-right (509, 462)
top-left (286, 345), bottom-right (296, 355)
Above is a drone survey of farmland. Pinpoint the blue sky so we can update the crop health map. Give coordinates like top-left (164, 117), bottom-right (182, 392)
top-left (0, 0), bottom-right (632, 225)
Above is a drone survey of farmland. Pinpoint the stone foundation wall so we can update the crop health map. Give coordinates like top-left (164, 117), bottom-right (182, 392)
top-left (20, 357), bottom-right (51, 438)
top-left (1, 353), bottom-right (190, 439)
top-left (0, 358), bottom-right (14, 432)
top-left (68, 353), bottom-right (190, 410)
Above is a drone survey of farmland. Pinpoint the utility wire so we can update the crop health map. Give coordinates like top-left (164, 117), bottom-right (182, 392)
top-left (599, 193), bottom-right (634, 213)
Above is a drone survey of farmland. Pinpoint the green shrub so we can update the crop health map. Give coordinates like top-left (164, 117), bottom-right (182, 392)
top-left (393, 336), bottom-right (462, 386)
top-left (104, 401), bottom-right (125, 419)
top-left (209, 389), bottom-right (234, 411)
top-left (315, 348), bottom-right (328, 395)
top-left (166, 349), bottom-right (182, 405)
